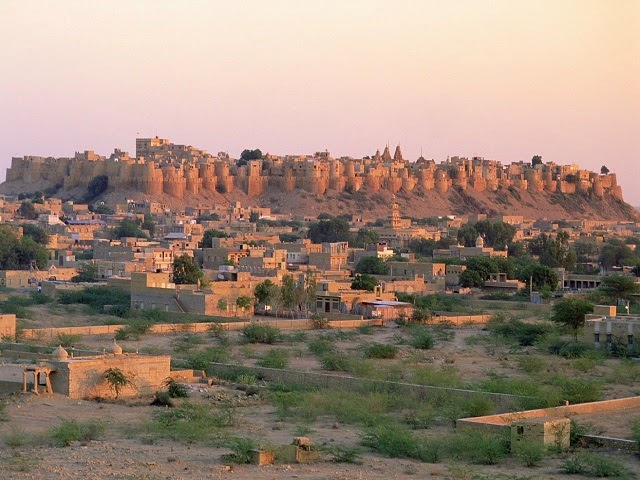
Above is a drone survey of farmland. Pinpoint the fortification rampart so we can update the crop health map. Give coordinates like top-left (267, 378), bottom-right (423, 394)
top-left (3, 138), bottom-right (625, 201)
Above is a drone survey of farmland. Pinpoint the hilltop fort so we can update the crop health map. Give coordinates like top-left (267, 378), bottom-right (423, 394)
top-left (1, 137), bottom-right (635, 220)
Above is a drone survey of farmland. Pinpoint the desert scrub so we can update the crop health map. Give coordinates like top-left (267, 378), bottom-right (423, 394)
top-left (184, 346), bottom-right (230, 372)
top-left (114, 320), bottom-right (151, 340)
top-left (49, 419), bottom-right (105, 447)
top-left (361, 422), bottom-right (422, 459)
top-left (322, 444), bottom-right (362, 464)
top-left (408, 326), bottom-right (436, 350)
top-left (257, 348), bottom-right (290, 369)
top-left (164, 377), bottom-right (189, 398)
top-left (446, 430), bottom-right (508, 465)
top-left (3, 426), bottom-right (29, 447)
top-left (362, 342), bottom-right (399, 359)
top-left (512, 438), bottom-right (548, 467)
top-left (241, 323), bottom-right (280, 344)
top-left (146, 402), bottom-right (234, 444)
top-left (410, 365), bottom-right (464, 388)
top-left (560, 452), bottom-right (628, 477)
top-left (53, 333), bottom-right (82, 347)
top-left (221, 436), bottom-right (258, 464)
top-left (319, 352), bottom-right (351, 371)
top-left (308, 337), bottom-right (336, 356)
top-left (170, 333), bottom-right (206, 353)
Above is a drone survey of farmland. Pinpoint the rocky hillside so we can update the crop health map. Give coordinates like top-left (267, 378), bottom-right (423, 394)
top-left (98, 184), bottom-right (639, 221)
top-left (2, 176), bottom-right (637, 221)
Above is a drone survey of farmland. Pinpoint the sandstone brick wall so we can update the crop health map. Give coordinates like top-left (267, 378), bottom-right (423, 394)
top-left (50, 354), bottom-right (170, 399)
top-left (0, 314), bottom-right (16, 339)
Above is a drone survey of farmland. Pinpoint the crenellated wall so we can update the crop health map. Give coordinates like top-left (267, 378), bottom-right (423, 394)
top-left (4, 139), bottom-right (626, 202)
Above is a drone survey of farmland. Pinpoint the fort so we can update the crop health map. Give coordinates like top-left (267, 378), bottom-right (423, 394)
top-left (2, 137), bottom-right (625, 201)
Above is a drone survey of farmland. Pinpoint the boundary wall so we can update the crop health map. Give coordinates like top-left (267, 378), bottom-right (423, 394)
top-left (197, 362), bottom-right (528, 413)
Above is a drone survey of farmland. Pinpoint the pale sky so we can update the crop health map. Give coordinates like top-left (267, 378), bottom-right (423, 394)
top-left (1, 1), bottom-right (639, 203)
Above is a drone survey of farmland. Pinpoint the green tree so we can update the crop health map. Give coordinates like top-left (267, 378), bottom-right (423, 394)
top-left (173, 254), bottom-right (204, 285)
top-left (407, 238), bottom-right (437, 257)
top-left (240, 149), bottom-right (263, 161)
top-left (101, 367), bottom-right (134, 399)
top-left (112, 219), bottom-right (148, 239)
top-left (217, 298), bottom-right (228, 312)
top-left (0, 226), bottom-right (48, 270)
top-left (199, 229), bottom-right (229, 248)
top-left (351, 274), bottom-right (378, 292)
top-left (308, 217), bottom-right (351, 244)
top-left (93, 204), bottom-right (114, 214)
top-left (236, 296), bottom-right (253, 315)
top-left (85, 175), bottom-right (109, 201)
top-left (516, 264), bottom-right (559, 291)
top-left (599, 240), bottom-right (636, 270)
top-left (18, 201), bottom-right (38, 220)
top-left (280, 274), bottom-right (299, 318)
top-left (458, 220), bottom-right (516, 250)
top-left (459, 269), bottom-right (484, 288)
top-left (600, 165), bottom-right (609, 175)
top-left (21, 224), bottom-right (49, 245)
top-left (141, 214), bottom-right (156, 237)
top-left (351, 228), bottom-right (380, 248)
top-left (254, 279), bottom-right (278, 307)
top-left (355, 256), bottom-right (389, 275)
top-left (551, 298), bottom-right (594, 341)
top-left (531, 155), bottom-right (543, 166)
top-left (249, 211), bottom-right (260, 223)
top-left (599, 275), bottom-right (639, 312)
top-left (72, 262), bottom-right (99, 283)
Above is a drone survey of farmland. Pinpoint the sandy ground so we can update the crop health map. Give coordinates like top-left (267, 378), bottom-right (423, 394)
top-left (3, 304), bottom-right (640, 478)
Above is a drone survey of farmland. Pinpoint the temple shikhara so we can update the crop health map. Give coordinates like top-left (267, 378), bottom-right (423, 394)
top-left (5, 136), bottom-right (624, 200)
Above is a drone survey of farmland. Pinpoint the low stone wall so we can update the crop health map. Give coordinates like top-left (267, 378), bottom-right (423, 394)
top-left (200, 362), bottom-right (526, 413)
top-left (457, 396), bottom-right (640, 434)
top-left (432, 313), bottom-right (491, 325)
top-left (21, 318), bottom-right (382, 339)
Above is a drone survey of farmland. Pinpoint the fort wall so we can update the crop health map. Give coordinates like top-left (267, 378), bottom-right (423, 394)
top-left (4, 139), bottom-right (625, 202)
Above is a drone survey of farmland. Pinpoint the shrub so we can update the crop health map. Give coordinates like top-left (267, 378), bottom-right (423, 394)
top-left (447, 431), bottom-right (508, 465)
top-left (58, 285), bottom-right (130, 315)
top-left (512, 439), bottom-right (547, 467)
top-left (363, 343), bottom-right (399, 359)
top-left (308, 337), bottom-right (335, 356)
top-left (164, 378), bottom-right (189, 398)
top-left (257, 348), bottom-right (290, 369)
top-left (319, 353), bottom-right (350, 371)
top-left (4, 426), bottom-right (28, 447)
top-left (54, 333), bottom-right (82, 347)
top-left (561, 452), bottom-right (627, 477)
top-left (185, 347), bottom-right (230, 372)
top-left (311, 314), bottom-right (330, 329)
top-left (547, 340), bottom-right (594, 359)
top-left (148, 402), bottom-right (234, 444)
top-left (150, 391), bottom-right (174, 407)
top-left (550, 376), bottom-right (602, 403)
top-left (114, 321), bottom-right (151, 341)
top-left (50, 419), bottom-right (105, 447)
top-left (223, 436), bottom-right (257, 464)
top-left (241, 323), bottom-right (280, 344)
top-left (323, 444), bottom-right (362, 464)
top-left (489, 319), bottom-right (553, 346)
top-left (102, 367), bottom-right (135, 398)
top-left (411, 365), bottom-right (463, 388)
top-left (409, 327), bottom-right (436, 350)
top-left (170, 333), bottom-right (206, 353)
top-left (361, 422), bottom-right (421, 459)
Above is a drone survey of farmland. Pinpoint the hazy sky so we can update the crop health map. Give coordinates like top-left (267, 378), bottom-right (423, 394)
top-left (1, 1), bottom-right (639, 203)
